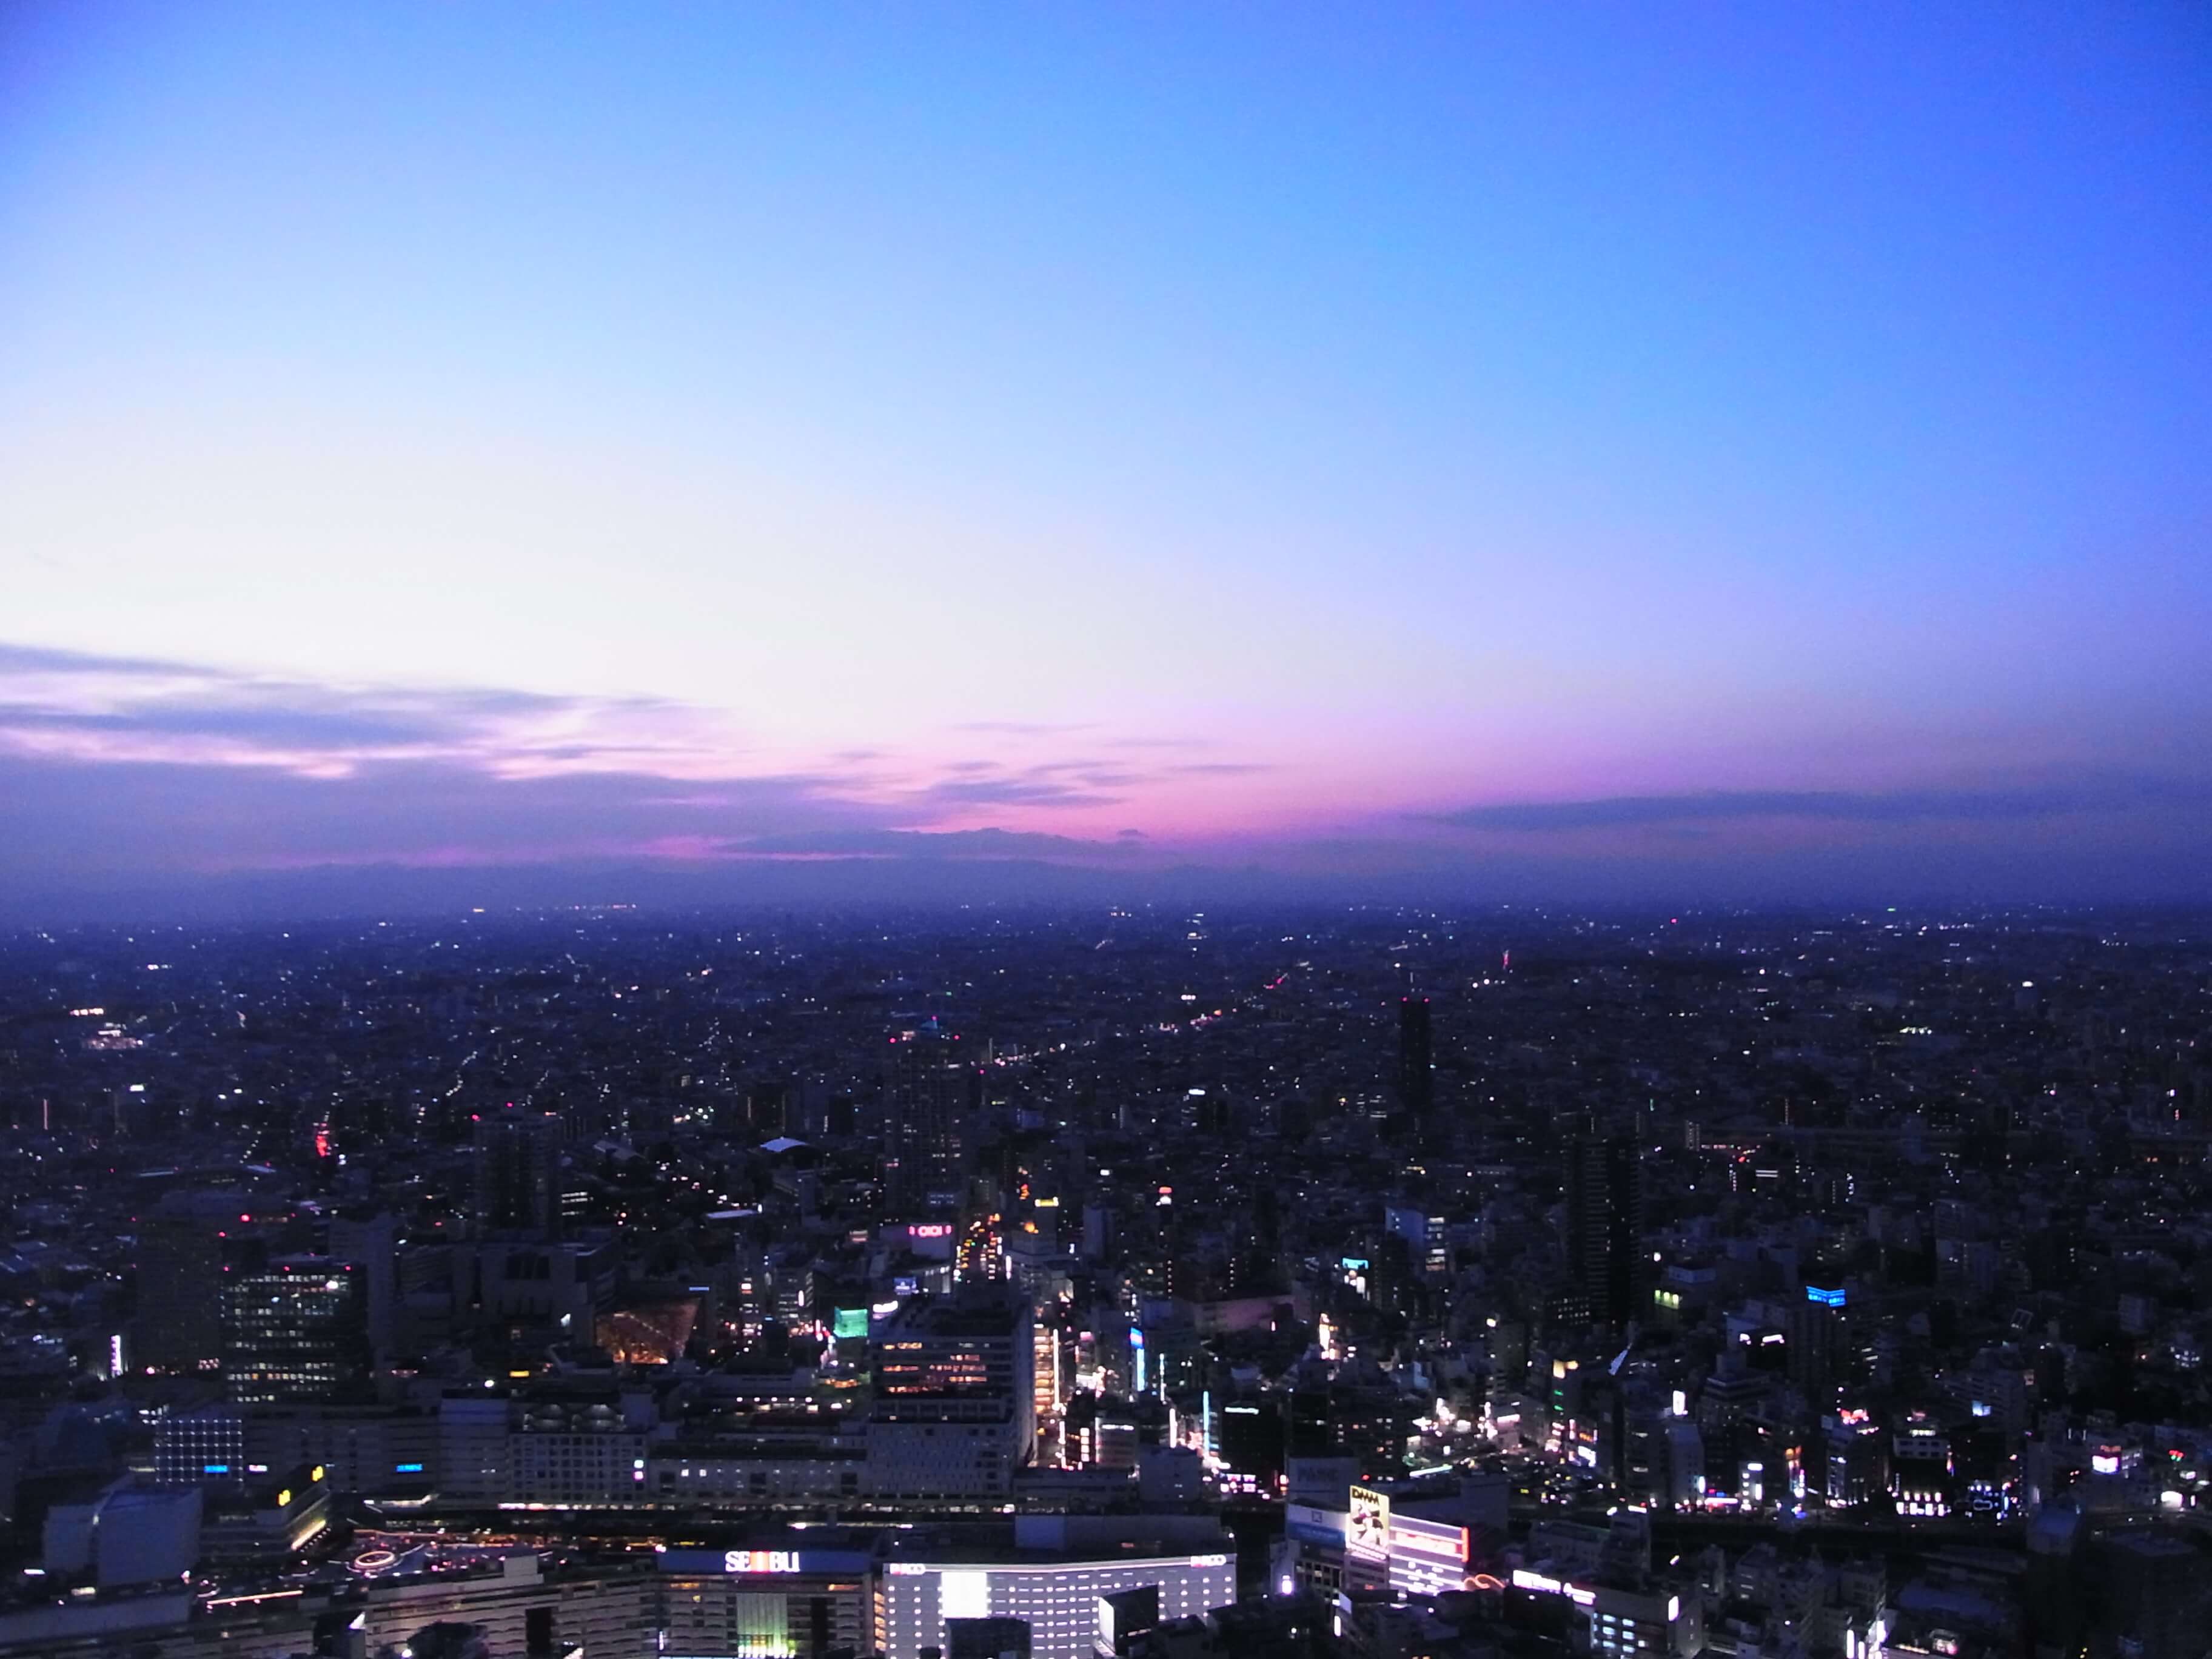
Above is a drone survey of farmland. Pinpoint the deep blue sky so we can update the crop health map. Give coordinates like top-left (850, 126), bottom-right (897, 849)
top-left (2, 5), bottom-right (2208, 914)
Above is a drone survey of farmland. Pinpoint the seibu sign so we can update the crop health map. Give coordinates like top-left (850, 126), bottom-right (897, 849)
top-left (725, 1549), bottom-right (801, 1574)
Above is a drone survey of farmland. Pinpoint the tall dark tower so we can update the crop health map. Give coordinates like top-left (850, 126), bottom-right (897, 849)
top-left (472, 1109), bottom-right (564, 1238)
top-left (1565, 1131), bottom-right (1644, 1336)
top-left (885, 1025), bottom-right (970, 1206)
top-left (1397, 996), bottom-right (1433, 1119)
top-left (135, 1193), bottom-right (229, 1373)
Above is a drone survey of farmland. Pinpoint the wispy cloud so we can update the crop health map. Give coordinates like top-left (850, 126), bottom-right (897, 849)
top-left (1433, 780), bottom-right (2212, 833)
top-left (13, 642), bottom-right (2205, 913)
top-left (0, 643), bottom-right (731, 782)
top-left (719, 827), bottom-right (1148, 861)
top-left (914, 774), bottom-right (1127, 809)
top-left (0, 642), bottom-right (1262, 886)
top-left (0, 748), bottom-right (882, 877)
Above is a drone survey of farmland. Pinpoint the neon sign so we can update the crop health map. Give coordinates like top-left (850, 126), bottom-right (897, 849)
top-left (1389, 1520), bottom-right (1469, 1563)
top-left (1511, 1569), bottom-right (1596, 1606)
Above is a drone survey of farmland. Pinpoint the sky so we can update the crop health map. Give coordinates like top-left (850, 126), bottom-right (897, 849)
top-left (3, 4), bottom-right (2209, 917)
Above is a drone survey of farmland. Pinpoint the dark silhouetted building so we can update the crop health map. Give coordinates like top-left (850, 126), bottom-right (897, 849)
top-left (327, 1208), bottom-right (399, 1364)
top-left (473, 1110), bottom-right (564, 1238)
top-left (1566, 1131), bottom-right (1644, 1336)
top-left (1098, 1587), bottom-right (1159, 1658)
top-left (948, 1617), bottom-right (1033, 1659)
top-left (885, 1025), bottom-right (973, 1205)
top-left (135, 1192), bottom-right (230, 1373)
top-left (1398, 996), bottom-right (1432, 1119)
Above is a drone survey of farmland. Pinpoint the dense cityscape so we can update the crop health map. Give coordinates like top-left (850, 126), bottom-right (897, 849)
top-left (0, 904), bottom-right (2206, 1659)
top-left (8, 0), bottom-right (2208, 1653)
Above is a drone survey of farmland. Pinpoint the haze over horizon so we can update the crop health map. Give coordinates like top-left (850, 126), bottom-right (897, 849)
top-left (4, 4), bottom-right (2209, 920)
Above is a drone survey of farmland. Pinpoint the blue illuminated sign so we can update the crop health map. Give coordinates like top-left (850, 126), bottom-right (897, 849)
top-left (1806, 1285), bottom-right (1846, 1307)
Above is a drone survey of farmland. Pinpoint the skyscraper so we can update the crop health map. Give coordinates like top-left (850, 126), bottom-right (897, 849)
top-left (472, 1109), bottom-right (564, 1238)
top-left (1565, 1131), bottom-right (1644, 1336)
top-left (1397, 996), bottom-right (1433, 1119)
top-left (135, 1191), bottom-right (231, 1374)
top-left (221, 1257), bottom-right (370, 1404)
top-left (868, 1285), bottom-right (1035, 1498)
top-left (327, 1209), bottom-right (399, 1365)
top-left (884, 1026), bottom-right (971, 1206)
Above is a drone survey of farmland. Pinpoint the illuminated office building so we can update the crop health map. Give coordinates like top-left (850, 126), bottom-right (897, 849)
top-left (221, 1257), bottom-right (370, 1405)
top-left (868, 1287), bottom-right (1034, 1499)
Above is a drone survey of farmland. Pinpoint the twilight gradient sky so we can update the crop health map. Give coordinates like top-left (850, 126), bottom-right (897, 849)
top-left (3, 4), bottom-right (2210, 913)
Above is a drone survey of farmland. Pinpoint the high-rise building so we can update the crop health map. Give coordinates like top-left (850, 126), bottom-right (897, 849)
top-left (884, 1025), bottom-right (973, 1205)
top-left (1789, 1285), bottom-right (1848, 1406)
top-left (868, 1285), bottom-right (1034, 1498)
top-left (134, 1191), bottom-right (233, 1374)
top-left (1565, 1131), bottom-right (1644, 1336)
top-left (2097, 1531), bottom-right (2207, 1659)
top-left (1385, 1205), bottom-right (1450, 1281)
top-left (473, 1110), bottom-right (564, 1238)
top-left (327, 1210), bottom-right (399, 1365)
top-left (222, 1257), bottom-right (370, 1405)
top-left (1397, 996), bottom-right (1433, 1119)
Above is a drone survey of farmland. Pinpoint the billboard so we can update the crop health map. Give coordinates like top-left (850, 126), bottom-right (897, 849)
top-left (1347, 1485), bottom-right (1391, 1562)
top-left (1389, 1513), bottom-right (1469, 1563)
top-left (1285, 1503), bottom-right (1347, 1546)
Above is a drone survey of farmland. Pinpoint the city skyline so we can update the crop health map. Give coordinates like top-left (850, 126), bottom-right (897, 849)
top-left (4, 5), bottom-right (2209, 916)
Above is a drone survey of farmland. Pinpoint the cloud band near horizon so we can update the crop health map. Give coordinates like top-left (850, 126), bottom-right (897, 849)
top-left (1, 641), bottom-right (2208, 910)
